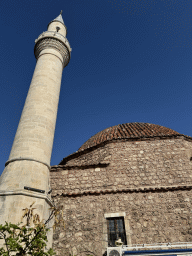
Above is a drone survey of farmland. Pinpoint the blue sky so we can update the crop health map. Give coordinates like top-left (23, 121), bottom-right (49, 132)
top-left (0, 0), bottom-right (192, 172)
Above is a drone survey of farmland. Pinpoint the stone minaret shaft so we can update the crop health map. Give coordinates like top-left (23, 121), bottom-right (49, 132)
top-left (0, 13), bottom-right (71, 239)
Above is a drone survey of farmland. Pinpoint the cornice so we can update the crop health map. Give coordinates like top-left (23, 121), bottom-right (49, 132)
top-left (52, 184), bottom-right (192, 198)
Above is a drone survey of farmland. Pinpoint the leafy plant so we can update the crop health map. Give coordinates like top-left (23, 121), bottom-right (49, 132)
top-left (0, 202), bottom-right (64, 255)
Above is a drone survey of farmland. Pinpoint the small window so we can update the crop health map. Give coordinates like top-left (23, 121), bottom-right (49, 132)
top-left (56, 26), bottom-right (60, 32)
top-left (107, 217), bottom-right (127, 247)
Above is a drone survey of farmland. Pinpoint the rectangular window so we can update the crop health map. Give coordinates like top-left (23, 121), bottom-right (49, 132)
top-left (107, 217), bottom-right (127, 247)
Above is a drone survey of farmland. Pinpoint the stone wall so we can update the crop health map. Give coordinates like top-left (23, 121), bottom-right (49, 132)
top-left (52, 189), bottom-right (192, 256)
top-left (51, 137), bottom-right (192, 196)
top-left (50, 136), bottom-right (192, 255)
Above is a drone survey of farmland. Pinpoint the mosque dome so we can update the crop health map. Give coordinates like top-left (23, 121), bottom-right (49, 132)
top-left (78, 122), bottom-right (180, 151)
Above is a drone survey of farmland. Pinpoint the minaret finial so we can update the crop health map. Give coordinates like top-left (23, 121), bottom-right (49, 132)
top-left (49, 11), bottom-right (65, 26)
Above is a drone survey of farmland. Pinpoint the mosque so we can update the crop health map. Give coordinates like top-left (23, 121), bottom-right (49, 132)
top-left (51, 122), bottom-right (192, 255)
top-left (0, 12), bottom-right (192, 256)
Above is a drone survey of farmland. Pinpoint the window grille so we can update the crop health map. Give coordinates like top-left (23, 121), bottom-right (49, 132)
top-left (107, 217), bottom-right (127, 247)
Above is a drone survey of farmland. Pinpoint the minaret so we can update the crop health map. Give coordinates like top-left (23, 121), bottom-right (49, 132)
top-left (0, 12), bottom-right (71, 244)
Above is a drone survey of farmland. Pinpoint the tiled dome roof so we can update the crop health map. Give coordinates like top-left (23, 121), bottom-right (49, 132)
top-left (78, 123), bottom-right (180, 151)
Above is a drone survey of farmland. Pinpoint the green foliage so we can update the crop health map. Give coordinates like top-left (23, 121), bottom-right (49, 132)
top-left (0, 203), bottom-right (58, 256)
top-left (0, 221), bottom-right (55, 255)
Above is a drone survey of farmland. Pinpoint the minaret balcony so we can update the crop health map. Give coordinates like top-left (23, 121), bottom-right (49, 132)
top-left (34, 31), bottom-right (71, 67)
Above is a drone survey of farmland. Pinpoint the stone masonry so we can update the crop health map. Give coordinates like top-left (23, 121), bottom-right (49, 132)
top-left (51, 125), bottom-right (192, 256)
top-left (52, 190), bottom-right (192, 256)
top-left (0, 13), bottom-right (71, 248)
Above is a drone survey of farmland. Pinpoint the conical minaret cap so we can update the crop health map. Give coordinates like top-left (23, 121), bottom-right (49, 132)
top-left (47, 11), bottom-right (67, 34)
top-left (53, 13), bottom-right (65, 25)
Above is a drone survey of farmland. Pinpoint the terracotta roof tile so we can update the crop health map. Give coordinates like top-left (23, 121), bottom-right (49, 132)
top-left (51, 184), bottom-right (192, 198)
top-left (78, 122), bottom-right (180, 151)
